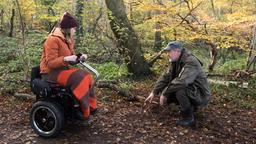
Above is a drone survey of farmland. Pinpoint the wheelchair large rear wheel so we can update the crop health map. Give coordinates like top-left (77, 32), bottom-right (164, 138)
top-left (29, 100), bottom-right (65, 138)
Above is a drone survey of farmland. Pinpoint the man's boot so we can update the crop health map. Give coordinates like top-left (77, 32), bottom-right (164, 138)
top-left (176, 108), bottom-right (194, 127)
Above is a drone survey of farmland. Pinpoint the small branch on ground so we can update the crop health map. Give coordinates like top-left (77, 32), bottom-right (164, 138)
top-left (98, 80), bottom-right (118, 84)
top-left (136, 95), bottom-right (158, 104)
top-left (207, 74), bottom-right (234, 77)
top-left (232, 70), bottom-right (252, 79)
top-left (14, 93), bottom-right (35, 100)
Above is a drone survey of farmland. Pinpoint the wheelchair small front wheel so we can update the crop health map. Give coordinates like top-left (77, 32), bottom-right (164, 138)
top-left (29, 100), bottom-right (65, 138)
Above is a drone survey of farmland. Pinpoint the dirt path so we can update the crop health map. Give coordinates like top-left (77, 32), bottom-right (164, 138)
top-left (0, 91), bottom-right (255, 144)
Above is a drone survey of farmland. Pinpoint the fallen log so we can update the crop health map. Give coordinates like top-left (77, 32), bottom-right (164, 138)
top-left (96, 82), bottom-right (136, 101)
top-left (14, 93), bottom-right (35, 100)
top-left (208, 79), bottom-right (249, 88)
top-left (11, 80), bottom-right (137, 101)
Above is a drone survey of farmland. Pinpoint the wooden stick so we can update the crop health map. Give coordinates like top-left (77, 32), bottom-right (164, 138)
top-left (14, 93), bottom-right (35, 100)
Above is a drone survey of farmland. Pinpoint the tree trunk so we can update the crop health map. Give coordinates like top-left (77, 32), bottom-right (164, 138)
top-left (47, 7), bottom-right (55, 31)
top-left (210, 0), bottom-right (216, 17)
top-left (129, 2), bottom-right (134, 25)
top-left (173, 28), bottom-right (177, 40)
top-left (0, 9), bottom-right (4, 31)
top-left (153, 0), bottom-right (164, 52)
top-left (105, 0), bottom-right (151, 76)
top-left (8, 9), bottom-right (15, 37)
top-left (230, 0), bottom-right (235, 14)
top-left (153, 21), bottom-right (162, 52)
top-left (75, 0), bottom-right (84, 48)
top-left (246, 24), bottom-right (256, 71)
top-left (90, 7), bottom-right (103, 34)
top-left (15, 0), bottom-right (29, 79)
top-left (207, 42), bottom-right (217, 72)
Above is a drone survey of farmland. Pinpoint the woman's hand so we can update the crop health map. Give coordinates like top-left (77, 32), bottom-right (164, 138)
top-left (76, 53), bottom-right (88, 62)
top-left (80, 53), bottom-right (88, 62)
top-left (64, 55), bottom-right (78, 63)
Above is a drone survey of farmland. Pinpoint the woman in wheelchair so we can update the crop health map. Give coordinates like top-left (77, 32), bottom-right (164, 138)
top-left (39, 12), bottom-right (97, 124)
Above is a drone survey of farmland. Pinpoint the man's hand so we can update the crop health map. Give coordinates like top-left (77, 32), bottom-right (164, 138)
top-left (145, 92), bottom-right (155, 103)
top-left (64, 55), bottom-right (78, 63)
top-left (159, 95), bottom-right (167, 106)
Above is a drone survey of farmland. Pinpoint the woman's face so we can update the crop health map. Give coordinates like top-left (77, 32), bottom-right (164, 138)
top-left (70, 28), bottom-right (76, 36)
top-left (61, 27), bottom-right (76, 38)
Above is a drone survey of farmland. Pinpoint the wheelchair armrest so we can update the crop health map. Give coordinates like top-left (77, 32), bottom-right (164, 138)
top-left (45, 81), bottom-right (70, 94)
top-left (46, 81), bottom-right (61, 88)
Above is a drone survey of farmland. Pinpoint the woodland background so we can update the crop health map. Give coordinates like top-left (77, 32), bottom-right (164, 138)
top-left (0, 0), bottom-right (256, 143)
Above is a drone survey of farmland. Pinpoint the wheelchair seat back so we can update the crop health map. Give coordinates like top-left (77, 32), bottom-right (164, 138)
top-left (31, 66), bottom-right (51, 97)
top-left (31, 66), bottom-right (41, 81)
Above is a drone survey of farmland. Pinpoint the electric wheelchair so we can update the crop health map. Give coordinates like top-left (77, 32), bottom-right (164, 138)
top-left (29, 62), bottom-right (99, 138)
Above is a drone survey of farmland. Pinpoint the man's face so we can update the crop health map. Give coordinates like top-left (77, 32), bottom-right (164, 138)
top-left (167, 49), bottom-right (181, 62)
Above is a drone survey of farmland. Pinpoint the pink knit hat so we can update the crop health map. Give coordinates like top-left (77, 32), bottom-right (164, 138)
top-left (59, 12), bottom-right (78, 29)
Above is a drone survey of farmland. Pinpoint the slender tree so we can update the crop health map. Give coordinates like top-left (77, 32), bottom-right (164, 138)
top-left (8, 9), bottom-right (15, 37)
top-left (210, 0), bottom-right (216, 17)
top-left (15, 0), bottom-right (29, 79)
top-left (246, 25), bottom-right (256, 71)
top-left (0, 9), bottom-right (4, 31)
top-left (153, 0), bottom-right (165, 52)
top-left (75, 0), bottom-right (84, 48)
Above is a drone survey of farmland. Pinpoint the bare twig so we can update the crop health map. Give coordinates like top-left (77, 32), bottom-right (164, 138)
top-left (176, 1), bottom-right (203, 27)
top-left (148, 50), bottom-right (165, 66)
top-left (177, 13), bottom-right (196, 31)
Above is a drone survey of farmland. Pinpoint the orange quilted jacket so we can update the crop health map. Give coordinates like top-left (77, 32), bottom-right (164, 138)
top-left (40, 28), bottom-right (75, 74)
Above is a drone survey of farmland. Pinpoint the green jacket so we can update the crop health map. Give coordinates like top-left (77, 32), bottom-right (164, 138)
top-left (153, 48), bottom-right (211, 106)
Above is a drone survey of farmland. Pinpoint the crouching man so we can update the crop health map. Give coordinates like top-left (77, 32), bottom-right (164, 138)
top-left (145, 41), bottom-right (211, 127)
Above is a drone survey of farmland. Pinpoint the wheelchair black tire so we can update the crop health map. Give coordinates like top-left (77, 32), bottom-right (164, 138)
top-left (29, 100), bottom-right (65, 138)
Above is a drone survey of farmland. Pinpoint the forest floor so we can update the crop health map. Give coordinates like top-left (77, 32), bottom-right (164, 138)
top-left (0, 81), bottom-right (256, 144)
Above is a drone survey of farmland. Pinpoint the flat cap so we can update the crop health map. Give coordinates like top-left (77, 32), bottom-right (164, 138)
top-left (164, 41), bottom-right (183, 51)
